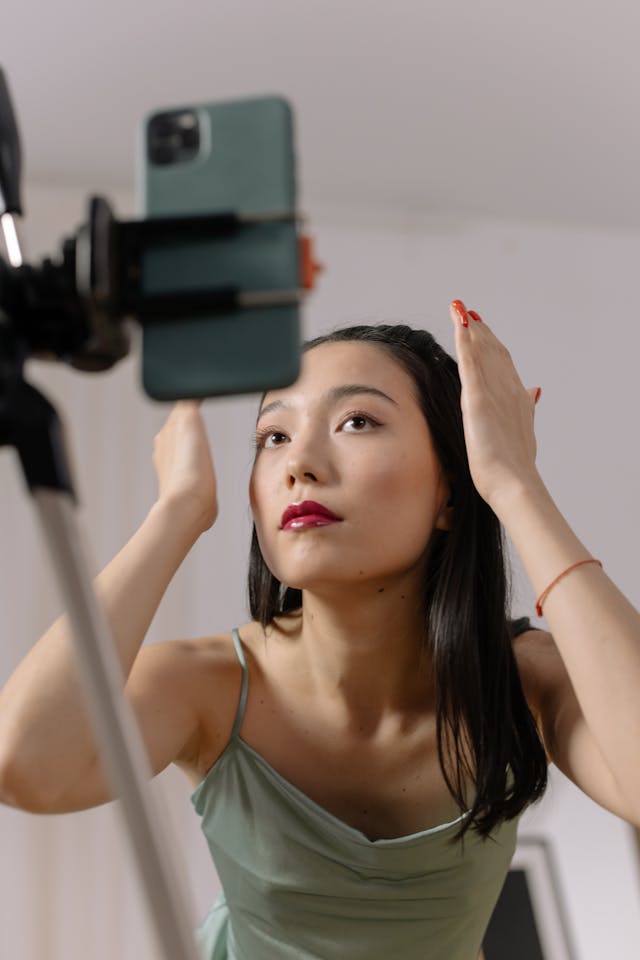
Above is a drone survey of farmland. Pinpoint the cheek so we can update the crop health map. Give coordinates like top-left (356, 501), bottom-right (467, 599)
top-left (248, 470), bottom-right (258, 514)
top-left (248, 461), bottom-right (268, 518)
top-left (249, 465), bottom-right (280, 564)
top-left (355, 453), bottom-right (439, 543)
top-left (360, 449), bottom-right (431, 506)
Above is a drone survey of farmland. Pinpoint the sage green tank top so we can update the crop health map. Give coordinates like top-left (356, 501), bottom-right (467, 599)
top-left (191, 623), bottom-right (534, 959)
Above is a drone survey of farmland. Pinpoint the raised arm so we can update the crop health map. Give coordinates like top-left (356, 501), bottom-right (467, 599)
top-left (450, 301), bottom-right (640, 826)
top-left (0, 401), bottom-right (218, 813)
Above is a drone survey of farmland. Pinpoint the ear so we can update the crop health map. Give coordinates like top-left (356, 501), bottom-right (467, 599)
top-left (435, 497), bottom-right (455, 530)
top-left (434, 482), bottom-right (455, 532)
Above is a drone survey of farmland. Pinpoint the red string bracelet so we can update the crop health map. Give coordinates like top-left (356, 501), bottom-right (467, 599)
top-left (536, 558), bottom-right (603, 617)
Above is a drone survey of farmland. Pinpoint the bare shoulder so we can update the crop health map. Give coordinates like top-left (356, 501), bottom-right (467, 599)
top-left (126, 627), bottom-right (250, 786)
top-left (130, 629), bottom-right (242, 706)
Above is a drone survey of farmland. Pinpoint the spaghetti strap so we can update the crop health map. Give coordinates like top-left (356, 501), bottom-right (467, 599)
top-left (230, 627), bottom-right (248, 740)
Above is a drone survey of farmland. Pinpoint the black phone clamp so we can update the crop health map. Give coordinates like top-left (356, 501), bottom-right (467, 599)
top-left (2, 194), bottom-right (320, 375)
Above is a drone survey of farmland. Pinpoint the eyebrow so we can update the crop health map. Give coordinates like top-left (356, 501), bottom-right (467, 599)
top-left (256, 384), bottom-right (398, 423)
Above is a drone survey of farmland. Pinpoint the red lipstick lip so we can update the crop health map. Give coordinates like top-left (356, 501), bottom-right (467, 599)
top-left (281, 500), bottom-right (342, 528)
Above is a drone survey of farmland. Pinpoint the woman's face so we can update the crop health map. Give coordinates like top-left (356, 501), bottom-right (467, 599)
top-left (249, 341), bottom-right (453, 592)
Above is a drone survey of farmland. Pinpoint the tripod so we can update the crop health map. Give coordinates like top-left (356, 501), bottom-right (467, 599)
top-left (0, 67), bottom-right (317, 958)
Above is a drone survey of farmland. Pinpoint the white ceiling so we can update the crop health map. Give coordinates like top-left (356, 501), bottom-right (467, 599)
top-left (3, 0), bottom-right (640, 229)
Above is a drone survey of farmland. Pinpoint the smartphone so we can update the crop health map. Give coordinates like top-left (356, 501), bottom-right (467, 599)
top-left (136, 95), bottom-right (301, 400)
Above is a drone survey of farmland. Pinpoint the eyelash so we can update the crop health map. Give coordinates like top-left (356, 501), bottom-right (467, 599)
top-left (253, 411), bottom-right (381, 451)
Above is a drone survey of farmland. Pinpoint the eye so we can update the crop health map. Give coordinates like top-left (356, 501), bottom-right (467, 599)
top-left (341, 412), bottom-right (379, 433)
top-left (254, 427), bottom-right (289, 450)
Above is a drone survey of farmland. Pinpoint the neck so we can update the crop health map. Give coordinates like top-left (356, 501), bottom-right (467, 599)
top-left (276, 574), bottom-right (435, 730)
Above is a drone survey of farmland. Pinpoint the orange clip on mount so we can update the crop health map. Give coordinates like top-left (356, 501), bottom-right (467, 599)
top-left (299, 234), bottom-right (324, 290)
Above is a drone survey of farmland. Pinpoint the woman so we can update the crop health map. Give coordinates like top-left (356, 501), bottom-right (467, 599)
top-left (0, 300), bottom-right (638, 959)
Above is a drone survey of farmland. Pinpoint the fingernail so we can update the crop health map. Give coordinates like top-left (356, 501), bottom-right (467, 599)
top-left (451, 299), bottom-right (469, 327)
top-left (535, 387), bottom-right (542, 404)
top-left (468, 310), bottom-right (483, 323)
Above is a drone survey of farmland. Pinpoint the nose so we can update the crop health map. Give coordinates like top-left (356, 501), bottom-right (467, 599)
top-left (287, 466), bottom-right (318, 487)
top-left (286, 451), bottom-right (320, 488)
top-left (284, 427), bottom-right (327, 489)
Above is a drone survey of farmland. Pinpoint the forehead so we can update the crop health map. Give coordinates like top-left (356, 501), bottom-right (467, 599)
top-left (261, 340), bottom-right (417, 408)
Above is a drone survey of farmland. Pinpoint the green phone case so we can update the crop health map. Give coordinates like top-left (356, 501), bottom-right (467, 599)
top-left (138, 96), bottom-right (301, 400)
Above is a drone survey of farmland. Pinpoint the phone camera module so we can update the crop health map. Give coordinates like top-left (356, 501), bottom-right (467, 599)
top-left (148, 110), bottom-right (200, 165)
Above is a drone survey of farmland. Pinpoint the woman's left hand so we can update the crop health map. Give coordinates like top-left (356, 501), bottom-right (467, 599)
top-left (449, 300), bottom-right (542, 509)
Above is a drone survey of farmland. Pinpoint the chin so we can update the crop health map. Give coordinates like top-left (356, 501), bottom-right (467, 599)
top-left (270, 562), bottom-right (415, 594)
top-left (259, 532), bottom-right (429, 592)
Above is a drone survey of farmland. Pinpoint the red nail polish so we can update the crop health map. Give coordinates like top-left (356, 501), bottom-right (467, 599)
top-left (535, 387), bottom-right (542, 404)
top-left (468, 310), bottom-right (483, 323)
top-left (451, 299), bottom-right (469, 327)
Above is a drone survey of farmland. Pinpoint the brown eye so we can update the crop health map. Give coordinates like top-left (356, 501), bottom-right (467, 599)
top-left (266, 432), bottom-right (288, 447)
top-left (254, 429), bottom-right (288, 450)
top-left (341, 413), bottom-right (379, 432)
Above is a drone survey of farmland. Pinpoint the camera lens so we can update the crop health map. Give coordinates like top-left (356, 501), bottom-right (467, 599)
top-left (148, 110), bottom-right (200, 165)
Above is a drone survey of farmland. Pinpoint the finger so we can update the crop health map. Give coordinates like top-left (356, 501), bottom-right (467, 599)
top-left (450, 299), bottom-right (470, 328)
top-left (450, 300), bottom-right (492, 347)
top-left (453, 304), bottom-right (500, 348)
top-left (452, 302), bottom-right (524, 375)
top-left (450, 300), bottom-right (532, 413)
top-left (450, 300), bottom-right (488, 391)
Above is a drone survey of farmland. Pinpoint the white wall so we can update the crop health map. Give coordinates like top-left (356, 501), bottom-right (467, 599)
top-left (0, 182), bottom-right (638, 958)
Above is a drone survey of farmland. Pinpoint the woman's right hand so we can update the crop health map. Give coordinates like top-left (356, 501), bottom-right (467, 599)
top-left (152, 401), bottom-right (218, 533)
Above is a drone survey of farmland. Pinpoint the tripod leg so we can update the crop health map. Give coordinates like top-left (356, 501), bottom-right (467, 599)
top-left (32, 488), bottom-right (200, 960)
